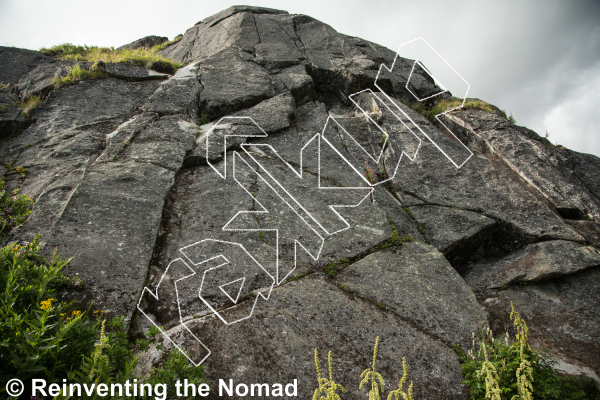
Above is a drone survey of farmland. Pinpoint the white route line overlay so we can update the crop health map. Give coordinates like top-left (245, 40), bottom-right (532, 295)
top-left (137, 239), bottom-right (275, 366)
top-left (375, 37), bottom-right (473, 169)
top-left (138, 37), bottom-right (473, 366)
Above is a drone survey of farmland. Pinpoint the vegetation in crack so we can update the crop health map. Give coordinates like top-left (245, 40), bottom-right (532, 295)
top-left (41, 43), bottom-right (184, 74)
top-left (153, 35), bottom-right (183, 52)
top-left (0, 177), bottom-right (33, 238)
top-left (17, 95), bottom-right (42, 115)
top-left (196, 113), bottom-right (211, 126)
top-left (453, 302), bottom-right (600, 400)
top-left (52, 62), bottom-right (109, 89)
top-left (499, 110), bottom-right (517, 125)
top-left (323, 216), bottom-right (414, 277)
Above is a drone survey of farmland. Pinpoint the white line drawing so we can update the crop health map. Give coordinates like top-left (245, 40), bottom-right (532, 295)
top-left (137, 240), bottom-right (275, 365)
top-left (138, 37), bottom-right (473, 365)
top-left (219, 277), bottom-right (246, 304)
top-left (223, 150), bottom-right (327, 285)
top-left (375, 37), bottom-right (473, 168)
top-left (137, 258), bottom-right (211, 367)
top-left (241, 135), bottom-right (373, 236)
top-left (205, 116), bottom-right (268, 179)
top-left (320, 88), bottom-right (422, 188)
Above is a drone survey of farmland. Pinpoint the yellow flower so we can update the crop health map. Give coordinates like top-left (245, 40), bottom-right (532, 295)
top-left (40, 298), bottom-right (55, 312)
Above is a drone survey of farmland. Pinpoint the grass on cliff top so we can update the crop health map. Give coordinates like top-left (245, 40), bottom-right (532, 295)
top-left (409, 97), bottom-right (495, 122)
top-left (40, 43), bottom-right (183, 73)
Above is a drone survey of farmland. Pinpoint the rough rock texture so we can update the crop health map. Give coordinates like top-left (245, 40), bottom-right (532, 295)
top-left (336, 243), bottom-right (487, 349)
top-left (2, 5), bottom-right (600, 396)
top-left (118, 35), bottom-right (169, 50)
top-left (465, 240), bottom-right (600, 291)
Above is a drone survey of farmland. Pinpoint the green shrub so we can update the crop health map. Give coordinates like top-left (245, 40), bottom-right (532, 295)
top-left (0, 234), bottom-right (206, 398)
top-left (313, 337), bottom-right (414, 400)
top-left (500, 110), bottom-right (517, 124)
top-left (196, 114), bottom-right (211, 126)
top-left (0, 237), bottom-right (103, 388)
top-left (0, 178), bottom-right (33, 237)
top-left (454, 302), bottom-right (600, 400)
top-left (144, 348), bottom-right (207, 399)
top-left (313, 348), bottom-right (346, 400)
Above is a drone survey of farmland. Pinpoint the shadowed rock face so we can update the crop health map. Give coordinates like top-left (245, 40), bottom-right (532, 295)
top-left (1, 5), bottom-right (600, 397)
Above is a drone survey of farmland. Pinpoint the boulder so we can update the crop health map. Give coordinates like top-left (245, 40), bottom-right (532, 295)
top-left (118, 35), bottom-right (168, 50)
top-left (478, 268), bottom-right (600, 383)
top-left (464, 240), bottom-right (600, 291)
top-left (337, 243), bottom-right (487, 349)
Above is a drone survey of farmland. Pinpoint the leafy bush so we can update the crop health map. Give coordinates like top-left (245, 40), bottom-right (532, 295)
top-left (0, 177), bottom-right (33, 237)
top-left (144, 348), bottom-right (208, 399)
top-left (313, 348), bottom-right (346, 400)
top-left (0, 237), bottom-right (103, 391)
top-left (454, 302), bottom-right (600, 400)
top-left (0, 236), bottom-right (206, 399)
top-left (312, 337), bottom-right (414, 400)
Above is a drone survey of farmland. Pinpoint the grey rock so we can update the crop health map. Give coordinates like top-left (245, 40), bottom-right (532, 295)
top-left (97, 62), bottom-right (170, 81)
top-left (409, 205), bottom-right (496, 265)
top-left (444, 109), bottom-right (600, 221)
top-left (198, 49), bottom-right (274, 119)
top-left (147, 62), bottom-right (202, 118)
top-left (16, 61), bottom-right (70, 99)
top-left (162, 11), bottom-right (261, 64)
top-left (47, 160), bottom-right (177, 321)
top-left (565, 219), bottom-right (600, 245)
top-left (277, 65), bottom-right (316, 105)
top-left (120, 115), bottom-right (198, 171)
top-left (2, 6), bottom-right (600, 388)
top-left (96, 113), bottom-right (158, 163)
top-left (0, 105), bottom-right (28, 140)
top-left (464, 240), bottom-right (600, 291)
top-left (384, 103), bottom-right (584, 260)
top-left (479, 267), bottom-right (600, 382)
top-left (162, 274), bottom-right (469, 400)
top-left (0, 46), bottom-right (55, 86)
top-left (199, 5), bottom-right (288, 27)
top-left (0, 78), bottom-right (160, 201)
top-left (337, 243), bottom-right (487, 348)
top-left (231, 92), bottom-right (295, 134)
top-left (118, 35), bottom-right (168, 50)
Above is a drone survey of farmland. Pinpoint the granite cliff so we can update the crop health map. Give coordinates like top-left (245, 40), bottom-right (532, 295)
top-left (1, 6), bottom-right (599, 399)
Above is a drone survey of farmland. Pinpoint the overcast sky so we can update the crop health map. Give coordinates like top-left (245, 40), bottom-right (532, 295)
top-left (1, 0), bottom-right (599, 157)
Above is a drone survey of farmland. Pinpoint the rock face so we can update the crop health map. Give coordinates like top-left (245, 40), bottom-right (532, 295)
top-left (118, 35), bottom-right (169, 50)
top-left (2, 5), bottom-right (600, 397)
